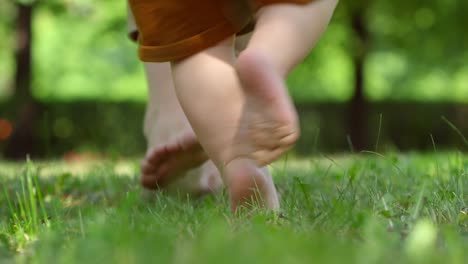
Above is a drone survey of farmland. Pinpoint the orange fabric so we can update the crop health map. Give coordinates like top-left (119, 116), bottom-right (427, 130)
top-left (128, 0), bottom-right (312, 62)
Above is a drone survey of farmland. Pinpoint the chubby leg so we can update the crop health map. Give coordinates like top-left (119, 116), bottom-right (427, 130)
top-left (244, 0), bottom-right (339, 76)
top-left (133, 6), bottom-right (254, 195)
top-left (171, 1), bottom-right (337, 211)
top-left (139, 34), bottom-right (254, 194)
top-left (230, 0), bottom-right (339, 161)
top-left (172, 37), bottom-right (282, 211)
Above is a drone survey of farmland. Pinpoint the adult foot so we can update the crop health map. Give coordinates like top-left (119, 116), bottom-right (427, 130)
top-left (140, 130), bottom-right (209, 189)
top-left (231, 48), bottom-right (300, 166)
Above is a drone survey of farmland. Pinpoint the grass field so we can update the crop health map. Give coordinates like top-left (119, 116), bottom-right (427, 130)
top-left (0, 152), bottom-right (467, 263)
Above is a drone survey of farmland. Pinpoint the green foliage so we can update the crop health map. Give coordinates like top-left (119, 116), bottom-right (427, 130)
top-left (287, 15), bottom-right (354, 102)
top-left (32, 0), bottom-right (145, 101)
top-left (0, 1), bottom-right (467, 102)
top-left (0, 1), bottom-right (15, 100)
top-left (366, 0), bottom-right (468, 101)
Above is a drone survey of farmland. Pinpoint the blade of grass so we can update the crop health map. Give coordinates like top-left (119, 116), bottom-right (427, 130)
top-left (26, 161), bottom-right (38, 233)
top-left (346, 135), bottom-right (355, 153)
top-left (441, 116), bottom-right (468, 148)
top-left (32, 173), bottom-right (50, 228)
top-left (430, 134), bottom-right (440, 178)
top-left (375, 113), bottom-right (382, 152)
top-left (79, 209), bottom-right (85, 238)
top-left (412, 182), bottom-right (427, 221)
top-left (19, 172), bottom-right (31, 227)
top-left (15, 192), bottom-right (26, 227)
top-left (3, 182), bottom-right (15, 220)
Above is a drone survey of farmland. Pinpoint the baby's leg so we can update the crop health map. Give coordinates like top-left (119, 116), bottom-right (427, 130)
top-left (140, 34), bottom-right (254, 194)
top-left (172, 37), bottom-right (281, 211)
top-left (230, 0), bottom-right (339, 159)
top-left (141, 62), bottom-right (222, 194)
top-left (171, 1), bottom-right (337, 211)
top-left (243, 0), bottom-right (339, 76)
top-left (226, 0), bottom-right (338, 206)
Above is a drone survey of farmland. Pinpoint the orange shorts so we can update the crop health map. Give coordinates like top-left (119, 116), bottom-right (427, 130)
top-left (128, 0), bottom-right (312, 62)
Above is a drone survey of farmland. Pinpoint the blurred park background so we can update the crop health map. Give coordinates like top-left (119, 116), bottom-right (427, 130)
top-left (0, 0), bottom-right (467, 160)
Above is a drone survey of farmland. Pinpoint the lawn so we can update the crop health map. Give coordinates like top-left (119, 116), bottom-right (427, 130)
top-left (0, 152), bottom-right (467, 263)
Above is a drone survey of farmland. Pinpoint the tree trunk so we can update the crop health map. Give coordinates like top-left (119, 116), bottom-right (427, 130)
top-left (4, 3), bottom-right (42, 160)
top-left (347, 7), bottom-right (369, 151)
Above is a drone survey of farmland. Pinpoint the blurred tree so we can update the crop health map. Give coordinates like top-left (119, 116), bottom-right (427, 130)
top-left (349, 2), bottom-right (369, 150)
top-left (4, 1), bottom-right (39, 159)
top-left (336, 0), bottom-right (371, 150)
top-left (337, 0), bottom-right (468, 150)
top-left (3, 0), bottom-right (133, 159)
top-left (3, 0), bottom-right (69, 159)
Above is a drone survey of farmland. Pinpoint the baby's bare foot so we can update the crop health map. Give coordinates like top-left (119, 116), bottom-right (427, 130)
top-left (231, 49), bottom-right (300, 166)
top-left (225, 158), bottom-right (279, 212)
top-left (140, 130), bottom-right (209, 189)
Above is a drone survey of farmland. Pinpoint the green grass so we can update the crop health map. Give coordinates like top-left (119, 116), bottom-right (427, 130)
top-left (0, 152), bottom-right (467, 263)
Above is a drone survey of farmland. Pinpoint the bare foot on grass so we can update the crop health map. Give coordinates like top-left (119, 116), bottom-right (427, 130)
top-left (224, 158), bottom-right (279, 212)
top-left (140, 130), bottom-right (209, 189)
top-left (223, 49), bottom-right (299, 211)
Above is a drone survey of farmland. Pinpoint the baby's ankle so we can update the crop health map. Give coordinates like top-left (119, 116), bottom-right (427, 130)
top-left (224, 158), bottom-right (279, 211)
